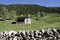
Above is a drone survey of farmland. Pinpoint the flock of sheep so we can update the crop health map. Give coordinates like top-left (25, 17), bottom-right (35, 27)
top-left (0, 28), bottom-right (60, 40)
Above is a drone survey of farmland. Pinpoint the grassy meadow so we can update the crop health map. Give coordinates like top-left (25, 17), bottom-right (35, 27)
top-left (0, 13), bottom-right (60, 31)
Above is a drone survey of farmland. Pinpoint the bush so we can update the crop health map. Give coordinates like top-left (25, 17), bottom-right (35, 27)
top-left (11, 22), bottom-right (16, 24)
top-left (0, 19), bottom-right (4, 21)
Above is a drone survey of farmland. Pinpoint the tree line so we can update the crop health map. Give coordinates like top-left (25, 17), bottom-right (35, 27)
top-left (0, 4), bottom-right (60, 20)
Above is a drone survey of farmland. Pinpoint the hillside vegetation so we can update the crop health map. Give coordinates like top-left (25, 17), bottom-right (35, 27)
top-left (0, 4), bottom-right (60, 31)
top-left (0, 4), bottom-right (60, 15)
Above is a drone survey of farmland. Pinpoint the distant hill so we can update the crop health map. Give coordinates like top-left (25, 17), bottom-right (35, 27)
top-left (0, 4), bottom-right (60, 16)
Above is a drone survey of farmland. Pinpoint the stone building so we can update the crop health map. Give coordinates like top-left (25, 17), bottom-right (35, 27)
top-left (16, 17), bottom-right (31, 24)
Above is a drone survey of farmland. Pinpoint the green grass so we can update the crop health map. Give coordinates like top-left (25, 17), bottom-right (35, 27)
top-left (0, 15), bottom-right (60, 31)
